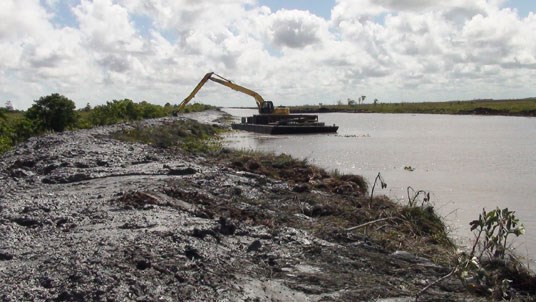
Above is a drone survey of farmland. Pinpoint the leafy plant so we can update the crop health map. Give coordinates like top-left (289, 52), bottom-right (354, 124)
top-left (26, 93), bottom-right (78, 132)
top-left (469, 208), bottom-right (524, 261)
top-left (0, 133), bottom-right (11, 154)
top-left (419, 208), bottom-right (530, 300)
top-left (456, 208), bottom-right (527, 298)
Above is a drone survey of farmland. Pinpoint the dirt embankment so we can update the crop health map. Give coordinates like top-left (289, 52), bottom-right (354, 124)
top-left (1, 112), bottom-right (485, 301)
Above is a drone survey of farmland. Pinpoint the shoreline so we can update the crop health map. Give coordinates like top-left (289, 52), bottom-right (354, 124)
top-left (1, 111), bottom-right (533, 300)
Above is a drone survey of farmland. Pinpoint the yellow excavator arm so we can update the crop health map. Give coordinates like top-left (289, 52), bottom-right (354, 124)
top-left (177, 72), bottom-right (289, 115)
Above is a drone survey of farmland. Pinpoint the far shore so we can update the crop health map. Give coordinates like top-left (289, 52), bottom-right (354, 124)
top-left (291, 98), bottom-right (536, 117)
top-left (227, 97), bottom-right (536, 117)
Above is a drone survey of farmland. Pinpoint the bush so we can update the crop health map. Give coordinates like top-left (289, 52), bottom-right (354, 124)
top-left (181, 103), bottom-right (217, 113)
top-left (456, 208), bottom-right (533, 299)
top-left (112, 119), bottom-right (223, 154)
top-left (25, 93), bottom-right (78, 132)
top-left (0, 134), bottom-right (11, 153)
top-left (89, 99), bottom-right (168, 126)
top-left (11, 118), bottom-right (36, 143)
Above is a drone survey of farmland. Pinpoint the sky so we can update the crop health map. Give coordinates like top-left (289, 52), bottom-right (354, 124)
top-left (1, 0), bottom-right (535, 110)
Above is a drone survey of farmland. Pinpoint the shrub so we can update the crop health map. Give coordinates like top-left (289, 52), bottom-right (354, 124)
top-left (0, 116), bottom-right (12, 153)
top-left (25, 93), bottom-right (78, 132)
top-left (112, 119), bottom-right (223, 154)
top-left (456, 208), bottom-right (534, 299)
top-left (11, 118), bottom-right (36, 143)
top-left (89, 99), bottom-right (169, 126)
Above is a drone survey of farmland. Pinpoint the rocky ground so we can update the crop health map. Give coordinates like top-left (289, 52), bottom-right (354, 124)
top-left (0, 111), bottom-right (486, 301)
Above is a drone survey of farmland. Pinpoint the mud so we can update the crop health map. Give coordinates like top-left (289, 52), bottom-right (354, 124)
top-left (0, 112), bottom-right (485, 301)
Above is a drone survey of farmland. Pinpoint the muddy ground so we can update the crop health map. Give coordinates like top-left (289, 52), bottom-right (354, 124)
top-left (0, 111), bottom-right (486, 301)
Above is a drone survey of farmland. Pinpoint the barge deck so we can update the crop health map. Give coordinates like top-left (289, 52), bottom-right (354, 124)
top-left (231, 114), bottom-right (338, 135)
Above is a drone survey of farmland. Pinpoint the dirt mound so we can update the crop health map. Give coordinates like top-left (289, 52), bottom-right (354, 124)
top-left (0, 113), bottom-right (486, 301)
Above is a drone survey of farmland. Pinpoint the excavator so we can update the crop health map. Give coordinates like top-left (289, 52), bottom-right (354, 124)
top-left (177, 72), bottom-right (338, 134)
top-left (177, 72), bottom-right (290, 115)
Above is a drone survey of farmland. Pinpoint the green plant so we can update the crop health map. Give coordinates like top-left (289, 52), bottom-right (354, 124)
top-left (455, 208), bottom-right (527, 298)
top-left (112, 119), bottom-right (224, 154)
top-left (418, 208), bottom-right (528, 300)
top-left (11, 118), bottom-right (36, 144)
top-left (469, 208), bottom-right (524, 261)
top-left (0, 133), bottom-right (12, 153)
top-left (181, 103), bottom-right (217, 113)
top-left (25, 93), bottom-right (78, 132)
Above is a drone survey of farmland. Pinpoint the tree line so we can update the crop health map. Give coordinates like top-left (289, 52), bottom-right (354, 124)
top-left (0, 93), bottom-right (214, 154)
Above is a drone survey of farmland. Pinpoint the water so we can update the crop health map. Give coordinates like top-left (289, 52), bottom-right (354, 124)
top-left (222, 108), bottom-right (536, 263)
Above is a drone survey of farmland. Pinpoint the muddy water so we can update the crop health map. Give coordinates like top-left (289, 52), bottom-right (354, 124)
top-left (223, 108), bottom-right (536, 263)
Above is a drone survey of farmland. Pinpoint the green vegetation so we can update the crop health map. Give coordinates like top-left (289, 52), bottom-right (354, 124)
top-left (87, 99), bottom-right (169, 126)
top-left (112, 119), bottom-right (225, 154)
top-left (180, 103), bottom-right (216, 113)
top-left (0, 109), bottom-right (10, 153)
top-left (25, 93), bottom-right (78, 132)
top-left (291, 98), bottom-right (536, 116)
top-left (455, 208), bottom-right (535, 298)
top-left (0, 94), bottom-right (216, 155)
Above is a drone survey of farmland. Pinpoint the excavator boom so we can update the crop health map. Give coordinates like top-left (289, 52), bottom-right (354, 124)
top-left (177, 72), bottom-right (289, 115)
top-left (177, 72), bottom-right (215, 113)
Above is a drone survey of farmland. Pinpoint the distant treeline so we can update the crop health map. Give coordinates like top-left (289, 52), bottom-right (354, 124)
top-left (290, 98), bottom-right (536, 116)
top-left (0, 93), bottom-right (214, 154)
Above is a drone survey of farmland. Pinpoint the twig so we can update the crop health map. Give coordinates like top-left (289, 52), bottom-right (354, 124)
top-left (415, 268), bottom-right (457, 301)
top-left (345, 217), bottom-right (394, 231)
top-left (370, 172), bottom-right (386, 204)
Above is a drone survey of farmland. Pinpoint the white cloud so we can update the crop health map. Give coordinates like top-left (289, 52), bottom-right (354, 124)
top-left (268, 9), bottom-right (327, 49)
top-left (74, 0), bottom-right (144, 53)
top-left (0, 0), bottom-right (535, 109)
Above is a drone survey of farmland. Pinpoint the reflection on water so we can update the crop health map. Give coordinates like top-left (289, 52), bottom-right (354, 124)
top-left (223, 108), bottom-right (536, 262)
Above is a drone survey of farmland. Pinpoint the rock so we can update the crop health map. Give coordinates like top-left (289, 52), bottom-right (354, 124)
top-left (74, 162), bottom-right (91, 168)
top-left (184, 246), bottom-right (202, 260)
top-left (43, 164), bottom-right (58, 175)
top-left (136, 260), bottom-right (151, 270)
top-left (292, 183), bottom-right (310, 193)
top-left (10, 168), bottom-right (34, 178)
top-left (39, 276), bottom-right (54, 288)
top-left (218, 217), bottom-right (236, 235)
top-left (11, 216), bottom-right (41, 228)
top-left (166, 166), bottom-right (197, 175)
top-left (96, 159), bottom-right (108, 167)
top-left (0, 252), bottom-right (14, 261)
top-left (391, 250), bottom-right (436, 266)
top-left (11, 158), bottom-right (36, 169)
top-left (232, 187), bottom-right (242, 196)
top-left (247, 240), bottom-right (262, 253)
top-left (42, 173), bottom-right (92, 184)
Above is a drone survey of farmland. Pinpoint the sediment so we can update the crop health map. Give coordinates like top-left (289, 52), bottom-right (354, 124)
top-left (0, 111), bottom-right (486, 301)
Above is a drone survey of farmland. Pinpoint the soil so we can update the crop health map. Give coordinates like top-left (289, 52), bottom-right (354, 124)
top-left (0, 111), bottom-right (486, 301)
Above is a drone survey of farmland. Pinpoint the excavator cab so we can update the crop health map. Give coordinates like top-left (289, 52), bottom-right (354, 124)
top-left (260, 101), bottom-right (290, 115)
top-left (260, 101), bottom-right (274, 114)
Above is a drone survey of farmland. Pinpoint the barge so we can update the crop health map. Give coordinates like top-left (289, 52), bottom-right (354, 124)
top-left (176, 72), bottom-right (339, 134)
top-left (231, 114), bottom-right (338, 135)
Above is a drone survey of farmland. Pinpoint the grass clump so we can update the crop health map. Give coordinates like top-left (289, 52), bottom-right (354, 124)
top-left (112, 119), bottom-right (225, 154)
top-left (221, 149), bottom-right (367, 196)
